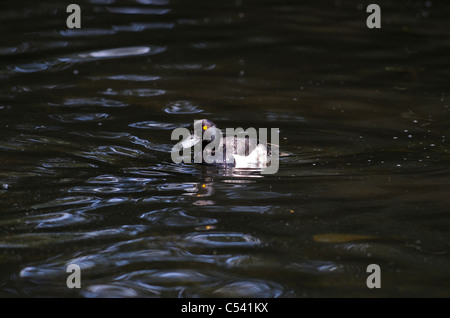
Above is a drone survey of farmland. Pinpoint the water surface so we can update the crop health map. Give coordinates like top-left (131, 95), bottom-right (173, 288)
top-left (0, 0), bottom-right (449, 297)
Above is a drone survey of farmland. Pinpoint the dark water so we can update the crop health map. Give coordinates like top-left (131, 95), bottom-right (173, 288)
top-left (1, 0), bottom-right (449, 297)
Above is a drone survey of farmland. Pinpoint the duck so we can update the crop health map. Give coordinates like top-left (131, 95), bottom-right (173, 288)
top-left (183, 119), bottom-right (271, 168)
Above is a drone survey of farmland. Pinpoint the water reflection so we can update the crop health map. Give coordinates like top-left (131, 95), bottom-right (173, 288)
top-left (112, 22), bottom-right (175, 32)
top-left (211, 281), bottom-right (284, 298)
top-left (141, 207), bottom-right (217, 228)
top-left (102, 88), bottom-right (166, 97)
top-left (83, 46), bottom-right (152, 58)
top-left (105, 7), bottom-right (171, 15)
top-left (129, 120), bottom-right (185, 130)
top-left (57, 28), bottom-right (117, 37)
top-left (99, 74), bottom-right (161, 81)
top-left (49, 113), bottom-right (111, 123)
top-left (164, 101), bottom-right (204, 114)
top-left (60, 97), bottom-right (129, 108)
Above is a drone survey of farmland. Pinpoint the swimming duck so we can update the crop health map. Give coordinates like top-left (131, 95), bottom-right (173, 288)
top-left (183, 119), bottom-right (271, 168)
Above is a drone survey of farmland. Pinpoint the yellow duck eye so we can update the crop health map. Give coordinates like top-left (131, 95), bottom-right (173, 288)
top-left (203, 125), bottom-right (208, 131)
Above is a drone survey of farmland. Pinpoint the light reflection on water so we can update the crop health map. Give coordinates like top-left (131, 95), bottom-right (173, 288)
top-left (0, 0), bottom-right (449, 298)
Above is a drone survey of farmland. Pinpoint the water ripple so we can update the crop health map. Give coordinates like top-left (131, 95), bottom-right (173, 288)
top-left (100, 74), bottom-right (160, 82)
top-left (0, 233), bottom-right (82, 248)
top-left (69, 185), bottom-right (144, 194)
top-left (184, 232), bottom-right (262, 248)
top-left (0, 43), bottom-right (31, 56)
top-left (12, 62), bottom-right (53, 73)
top-left (87, 174), bottom-right (157, 185)
top-left (65, 174), bottom-right (157, 194)
top-left (84, 284), bottom-right (139, 298)
top-left (40, 158), bottom-right (98, 169)
top-left (136, 0), bottom-right (170, 5)
top-left (60, 97), bottom-right (129, 108)
top-left (134, 163), bottom-right (200, 175)
top-left (129, 120), bottom-right (185, 130)
top-left (20, 266), bottom-right (62, 279)
top-left (7, 46), bottom-right (166, 77)
top-left (24, 212), bottom-right (98, 229)
top-left (266, 112), bottom-right (306, 123)
top-left (105, 7), bottom-right (171, 15)
top-left (73, 145), bottom-right (147, 164)
top-left (157, 182), bottom-right (197, 191)
top-left (74, 46), bottom-right (166, 61)
top-left (123, 167), bottom-right (171, 177)
top-left (102, 88), bottom-right (166, 97)
top-left (164, 100), bottom-right (204, 114)
top-left (58, 28), bottom-right (117, 37)
top-left (212, 280), bottom-right (284, 298)
top-left (140, 208), bottom-right (217, 228)
top-left (49, 113), bottom-right (110, 123)
top-left (112, 22), bottom-right (175, 32)
top-left (117, 269), bottom-right (211, 286)
top-left (31, 196), bottom-right (102, 209)
top-left (87, 46), bottom-right (150, 58)
top-left (156, 63), bottom-right (215, 71)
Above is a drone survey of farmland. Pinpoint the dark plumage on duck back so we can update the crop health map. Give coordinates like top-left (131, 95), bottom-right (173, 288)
top-left (191, 119), bottom-right (269, 167)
